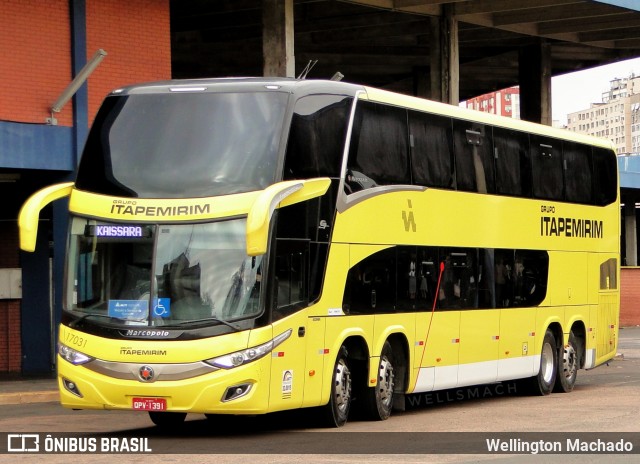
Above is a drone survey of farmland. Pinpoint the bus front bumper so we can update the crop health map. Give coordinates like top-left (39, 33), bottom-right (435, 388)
top-left (56, 355), bottom-right (271, 415)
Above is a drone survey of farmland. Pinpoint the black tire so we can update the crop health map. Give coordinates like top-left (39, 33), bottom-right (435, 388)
top-left (148, 411), bottom-right (187, 427)
top-left (522, 329), bottom-right (557, 396)
top-left (322, 346), bottom-right (352, 427)
top-left (364, 341), bottom-right (395, 421)
top-left (554, 331), bottom-right (579, 393)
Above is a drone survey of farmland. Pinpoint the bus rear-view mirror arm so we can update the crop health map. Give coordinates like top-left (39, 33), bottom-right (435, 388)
top-left (19, 182), bottom-right (74, 252)
top-left (246, 178), bottom-right (331, 256)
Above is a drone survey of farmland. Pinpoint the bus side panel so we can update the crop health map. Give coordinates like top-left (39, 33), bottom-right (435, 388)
top-left (547, 251), bottom-right (589, 307)
top-left (411, 310), bottom-right (433, 392)
top-left (497, 307), bottom-right (536, 381)
top-left (415, 311), bottom-right (460, 392)
top-left (371, 313), bottom-right (414, 357)
top-left (458, 309), bottom-right (500, 386)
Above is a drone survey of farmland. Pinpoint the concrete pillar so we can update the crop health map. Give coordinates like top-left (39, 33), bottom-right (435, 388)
top-left (429, 5), bottom-right (459, 105)
top-left (428, 16), bottom-right (441, 102)
top-left (625, 201), bottom-right (637, 266)
top-left (413, 67), bottom-right (430, 99)
top-left (262, 0), bottom-right (295, 78)
top-left (518, 40), bottom-right (551, 125)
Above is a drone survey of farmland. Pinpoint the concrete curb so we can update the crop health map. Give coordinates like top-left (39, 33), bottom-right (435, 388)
top-left (0, 390), bottom-right (59, 406)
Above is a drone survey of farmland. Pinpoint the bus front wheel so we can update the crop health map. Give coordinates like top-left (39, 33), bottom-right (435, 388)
top-left (364, 341), bottom-right (395, 421)
top-left (554, 331), bottom-right (579, 393)
top-left (322, 346), bottom-right (352, 427)
top-left (524, 329), bottom-right (558, 396)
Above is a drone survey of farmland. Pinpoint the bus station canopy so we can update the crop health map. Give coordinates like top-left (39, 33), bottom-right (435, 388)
top-left (171, 0), bottom-right (640, 101)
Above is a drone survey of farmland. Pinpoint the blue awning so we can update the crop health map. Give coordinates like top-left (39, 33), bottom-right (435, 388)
top-left (595, 1), bottom-right (640, 11)
top-left (619, 156), bottom-right (640, 189)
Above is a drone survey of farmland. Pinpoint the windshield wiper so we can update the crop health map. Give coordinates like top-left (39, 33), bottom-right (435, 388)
top-left (163, 317), bottom-right (241, 332)
top-left (69, 313), bottom-right (146, 328)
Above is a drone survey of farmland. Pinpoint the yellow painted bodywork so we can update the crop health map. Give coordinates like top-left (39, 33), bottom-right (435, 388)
top-left (54, 183), bottom-right (620, 414)
top-left (27, 88), bottom-right (620, 415)
top-left (57, 324), bottom-right (273, 414)
top-left (18, 182), bottom-right (74, 252)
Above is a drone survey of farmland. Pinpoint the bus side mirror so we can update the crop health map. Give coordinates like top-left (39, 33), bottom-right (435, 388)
top-left (18, 182), bottom-right (74, 252)
top-left (246, 178), bottom-right (331, 256)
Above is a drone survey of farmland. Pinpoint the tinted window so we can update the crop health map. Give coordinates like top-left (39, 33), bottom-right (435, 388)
top-left (452, 120), bottom-right (495, 193)
top-left (396, 247), bottom-right (436, 312)
top-left (592, 146), bottom-right (618, 206)
top-left (531, 135), bottom-right (563, 200)
top-left (343, 247), bottom-right (396, 314)
top-left (495, 249), bottom-right (548, 308)
top-left (600, 258), bottom-right (617, 290)
top-left (274, 181), bottom-right (338, 306)
top-left (273, 239), bottom-right (308, 318)
top-left (563, 141), bottom-right (593, 204)
top-left (284, 95), bottom-right (352, 179)
top-left (493, 127), bottom-right (531, 197)
top-left (409, 111), bottom-right (454, 189)
top-left (346, 101), bottom-right (409, 193)
top-left (342, 246), bottom-right (549, 313)
top-left (276, 181), bottom-right (339, 242)
top-left (438, 248), bottom-right (478, 309)
top-left (512, 250), bottom-right (548, 306)
top-left (76, 92), bottom-right (288, 198)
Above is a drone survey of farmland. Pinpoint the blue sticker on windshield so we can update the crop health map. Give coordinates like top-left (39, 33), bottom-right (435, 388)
top-left (108, 300), bottom-right (148, 319)
top-left (152, 298), bottom-right (171, 318)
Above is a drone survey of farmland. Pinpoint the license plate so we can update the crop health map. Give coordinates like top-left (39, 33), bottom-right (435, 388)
top-left (132, 397), bottom-right (167, 411)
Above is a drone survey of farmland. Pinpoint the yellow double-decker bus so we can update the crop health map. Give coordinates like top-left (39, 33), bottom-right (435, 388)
top-left (19, 78), bottom-right (619, 427)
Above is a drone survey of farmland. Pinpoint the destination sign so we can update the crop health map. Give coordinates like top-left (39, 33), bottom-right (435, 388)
top-left (85, 225), bottom-right (151, 238)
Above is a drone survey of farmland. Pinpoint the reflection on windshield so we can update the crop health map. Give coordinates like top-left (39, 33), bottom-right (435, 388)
top-left (66, 217), bottom-right (262, 328)
top-left (154, 222), bottom-right (262, 324)
top-left (75, 92), bottom-right (288, 198)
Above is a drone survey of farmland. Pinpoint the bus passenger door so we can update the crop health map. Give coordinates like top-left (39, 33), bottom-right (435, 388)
top-left (267, 240), bottom-right (310, 411)
top-left (269, 312), bottom-right (308, 411)
top-left (595, 256), bottom-right (618, 365)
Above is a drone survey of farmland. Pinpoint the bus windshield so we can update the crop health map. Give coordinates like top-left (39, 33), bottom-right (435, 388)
top-left (66, 217), bottom-right (263, 328)
top-left (75, 91), bottom-right (289, 198)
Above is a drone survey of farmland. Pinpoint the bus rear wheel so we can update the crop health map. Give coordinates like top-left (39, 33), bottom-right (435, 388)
top-left (148, 411), bottom-right (187, 427)
top-left (322, 346), bottom-right (352, 427)
top-left (554, 331), bottom-right (579, 393)
top-left (522, 329), bottom-right (557, 396)
top-left (364, 341), bottom-right (395, 421)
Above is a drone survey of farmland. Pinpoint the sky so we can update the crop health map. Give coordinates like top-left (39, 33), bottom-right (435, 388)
top-left (551, 56), bottom-right (640, 124)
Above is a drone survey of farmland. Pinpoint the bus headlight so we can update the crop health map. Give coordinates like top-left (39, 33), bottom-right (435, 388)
top-left (205, 329), bottom-right (292, 369)
top-left (58, 343), bottom-right (94, 365)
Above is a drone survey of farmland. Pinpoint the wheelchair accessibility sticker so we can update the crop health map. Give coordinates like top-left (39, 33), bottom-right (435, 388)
top-left (152, 298), bottom-right (171, 318)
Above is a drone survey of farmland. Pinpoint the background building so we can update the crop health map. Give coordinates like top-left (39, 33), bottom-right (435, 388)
top-left (566, 75), bottom-right (640, 155)
top-left (463, 87), bottom-right (520, 119)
